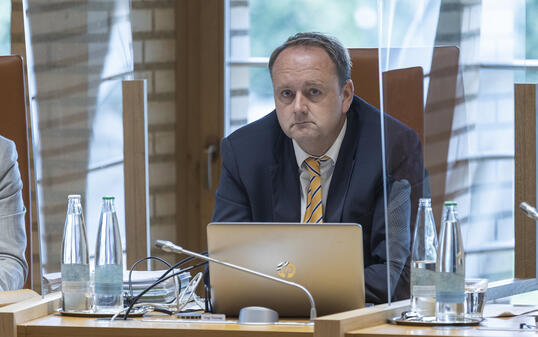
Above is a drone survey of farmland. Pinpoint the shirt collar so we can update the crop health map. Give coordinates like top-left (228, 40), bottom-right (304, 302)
top-left (292, 118), bottom-right (347, 168)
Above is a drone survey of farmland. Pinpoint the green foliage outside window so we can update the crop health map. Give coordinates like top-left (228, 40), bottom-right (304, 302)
top-left (0, 0), bottom-right (10, 55)
top-left (525, 0), bottom-right (538, 82)
top-left (527, 0), bottom-right (538, 59)
top-left (249, 0), bottom-right (377, 57)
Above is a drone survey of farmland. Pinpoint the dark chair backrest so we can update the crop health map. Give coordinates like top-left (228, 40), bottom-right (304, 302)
top-left (0, 55), bottom-right (32, 289)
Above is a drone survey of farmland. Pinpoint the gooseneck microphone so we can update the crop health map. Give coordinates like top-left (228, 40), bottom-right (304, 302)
top-left (154, 240), bottom-right (317, 321)
top-left (520, 202), bottom-right (538, 221)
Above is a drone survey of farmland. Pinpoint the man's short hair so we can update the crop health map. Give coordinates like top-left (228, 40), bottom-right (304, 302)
top-left (268, 32), bottom-right (352, 88)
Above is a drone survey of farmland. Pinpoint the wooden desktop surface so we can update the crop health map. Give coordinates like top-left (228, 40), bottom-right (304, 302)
top-left (17, 314), bottom-right (314, 337)
top-left (346, 315), bottom-right (538, 337)
top-left (9, 292), bottom-right (538, 337)
top-left (18, 312), bottom-right (538, 337)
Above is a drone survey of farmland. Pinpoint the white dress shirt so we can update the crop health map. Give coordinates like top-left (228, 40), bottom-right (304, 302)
top-left (292, 119), bottom-right (347, 222)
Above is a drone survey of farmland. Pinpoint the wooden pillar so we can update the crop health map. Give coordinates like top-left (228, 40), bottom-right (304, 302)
top-left (515, 83), bottom-right (537, 279)
top-left (123, 80), bottom-right (150, 269)
top-left (175, 0), bottom-right (224, 253)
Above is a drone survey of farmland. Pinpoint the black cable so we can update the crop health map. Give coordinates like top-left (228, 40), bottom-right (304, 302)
top-left (123, 251), bottom-right (207, 318)
top-left (153, 307), bottom-right (174, 315)
top-left (128, 256), bottom-right (172, 298)
top-left (123, 261), bottom-right (208, 319)
top-left (204, 283), bottom-right (212, 312)
top-left (124, 261), bottom-right (207, 319)
top-left (153, 252), bottom-right (208, 285)
top-left (127, 253), bottom-right (208, 306)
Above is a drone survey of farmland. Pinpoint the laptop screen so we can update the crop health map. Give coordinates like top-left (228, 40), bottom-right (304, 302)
top-left (207, 222), bottom-right (365, 317)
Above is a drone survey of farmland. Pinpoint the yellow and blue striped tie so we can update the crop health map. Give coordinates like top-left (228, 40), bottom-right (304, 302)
top-left (303, 156), bottom-right (329, 223)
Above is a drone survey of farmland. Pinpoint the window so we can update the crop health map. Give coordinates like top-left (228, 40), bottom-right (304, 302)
top-left (0, 0), bottom-right (10, 55)
top-left (225, 0), bottom-right (377, 135)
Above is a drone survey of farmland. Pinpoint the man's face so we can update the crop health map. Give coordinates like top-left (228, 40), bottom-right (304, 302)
top-left (271, 46), bottom-right (353, 155)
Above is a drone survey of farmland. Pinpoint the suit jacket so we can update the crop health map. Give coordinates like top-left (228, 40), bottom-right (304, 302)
top-left (212, 96), bottom-right (427, 303)
top-left (0, 135), bottom-right (28, 291)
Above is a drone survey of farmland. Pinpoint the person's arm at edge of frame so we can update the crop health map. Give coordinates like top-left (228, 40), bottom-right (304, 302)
top-left (0, 138), bottom-right (28, 291)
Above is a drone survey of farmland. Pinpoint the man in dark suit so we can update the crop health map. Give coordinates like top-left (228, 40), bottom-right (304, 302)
top-left (212, 32), bottom-right (427, 304)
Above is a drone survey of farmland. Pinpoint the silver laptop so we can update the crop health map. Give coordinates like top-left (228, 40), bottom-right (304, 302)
top-left (207, 222), bottom-right (365, 317)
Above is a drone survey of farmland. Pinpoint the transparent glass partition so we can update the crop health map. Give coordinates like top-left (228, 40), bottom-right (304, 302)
top-left (379, 0), bottom-right (537, 304)
top-left (23, 0), bottom-right (134, 295)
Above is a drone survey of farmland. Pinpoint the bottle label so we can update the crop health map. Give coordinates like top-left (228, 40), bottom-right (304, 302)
top-left (61, 264), bottom-right (90, 311)
top-left (436, 272), bottom-right (464, 303)
top-left (94, 264), bottom-right (123, 295)
top-left (61, 264), bottom-right (89, 282)
top-left (94, 282), bottom-right (122, 294)
top-left (411, 266), bottom-right (436, 286)
top-left (413, 285), bottom-right (436, 297)
top-left (411, 262), bottom-right (436, 297)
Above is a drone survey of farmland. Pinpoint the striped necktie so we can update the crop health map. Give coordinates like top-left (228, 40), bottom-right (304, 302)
top-left (303, 156), bottom-right (329, 223)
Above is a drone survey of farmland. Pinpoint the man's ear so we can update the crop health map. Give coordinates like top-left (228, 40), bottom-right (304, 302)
top-left (341, 79), bottom-right (354, 113)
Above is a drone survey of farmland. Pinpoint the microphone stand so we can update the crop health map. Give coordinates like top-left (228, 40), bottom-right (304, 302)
top-left (520, 202), bottom-right (538, 279)
top-left (520, 202), bottom-right (538, 220)
top-left (155, 240), bottom-right (317, 321)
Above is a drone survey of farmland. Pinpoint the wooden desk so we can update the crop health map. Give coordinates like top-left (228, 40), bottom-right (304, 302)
top-left (347, 316), bottom-right (538, 337)
top-left (6, 294), bottom-right (409, 337)
top-left (18, 312), bottom-right (538, 337)
top-left (0, 290), bottom-right (40, 308)
top-left (7, 292), bottom-right (538, 337)
top-left (17, 314), bottom-right (314, 337)
top-left (0, 291), bottom-right (60, 337)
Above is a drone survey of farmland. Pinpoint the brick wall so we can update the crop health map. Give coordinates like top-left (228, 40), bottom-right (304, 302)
top-left (130, 0), bottom-right (177, 266)
top-left (10, 0), bottom-right (182, 293)
top-left (228, 0), bottom-right (251, 134)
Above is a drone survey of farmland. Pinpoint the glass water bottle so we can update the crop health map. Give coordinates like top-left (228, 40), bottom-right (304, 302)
top-left (94, 197), bottom-right (124, 312)
top-left (61, 194), bottom-right (91, 311)
top-left (410, 198), bottom-right (438, 316)
top-left (436, 201), bottom-right (465, 321)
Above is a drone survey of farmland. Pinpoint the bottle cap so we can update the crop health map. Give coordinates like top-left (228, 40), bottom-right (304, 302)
top-left (102, 196), bottom-right (115, 200)
top-left (419, 198), bottom-right (431, 205)
top-left (68, 194), bottom-right (81, 199)
top-left (444, 201), bottom-right (457, 206)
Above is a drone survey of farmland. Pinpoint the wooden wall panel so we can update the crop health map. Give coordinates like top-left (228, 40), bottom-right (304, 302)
top-left (515, 83), bottom-right (537, 279)
top-left (175, 0), bottom-right (224, 253)
top-left (123, 80), bottom-right (150, 268)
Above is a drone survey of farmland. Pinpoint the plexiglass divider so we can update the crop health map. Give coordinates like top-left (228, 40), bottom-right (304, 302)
top-left (376, 1), bottom-right (438, 306)
top-left (23, 0), bottom-right (134, 296)
top-left (380, 0), bottom-right (538, 308)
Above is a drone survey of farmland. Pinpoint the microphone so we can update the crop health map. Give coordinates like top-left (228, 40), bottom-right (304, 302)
top-left (520, 202), bottom-right (538, 221)
top-left (154, 240), bottom-right (317, 321)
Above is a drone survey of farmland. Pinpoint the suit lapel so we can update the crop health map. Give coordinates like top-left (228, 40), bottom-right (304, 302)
top-left (271, 133), bottom-right (301, 222)
top-left (325, 106), bottom-right (359, 222)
